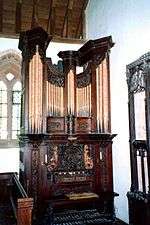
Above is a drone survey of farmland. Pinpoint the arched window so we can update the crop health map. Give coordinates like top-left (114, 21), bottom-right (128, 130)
top-left (0, 50), bottom-right (21, 146)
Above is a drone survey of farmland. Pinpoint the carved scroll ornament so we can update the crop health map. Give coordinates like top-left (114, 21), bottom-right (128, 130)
top-left (47, 60), bottom-right (92, 88)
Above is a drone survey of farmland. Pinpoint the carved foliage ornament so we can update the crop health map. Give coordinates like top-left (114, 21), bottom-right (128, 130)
top-left (47, 63), bottom-right (64, 87)
top-left (127, 66), bottom-right (145, 93)
top-left (126, 52), bottom-right (150, 93)
top-left (46, 143), bottom-right (93, 172)
top-left (47, 61), bottom-right (92, 88)
top-left (30, 143), bottom-right (40, 202)
top-left (77, 66), bottom-right (92, 88)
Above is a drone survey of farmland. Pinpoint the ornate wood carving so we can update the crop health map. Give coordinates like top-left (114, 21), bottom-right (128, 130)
top-left (47, 117), bottom-right (65, 133)
top-left (76, 65), bottom-right (92, 88)
top-left (30, 142), bottom-right (40, 203)
top-left (47, 59), bottom-right (64, 87)
top-left (127, 52), bottom-right (150, 225)
top-left (19, 26), bottom-right (52, 61)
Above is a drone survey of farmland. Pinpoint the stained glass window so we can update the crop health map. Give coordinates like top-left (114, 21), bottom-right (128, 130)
top-left (12, 81), bottom-right (21, 139)
top-left (0, 81), bottom-right (7, 139)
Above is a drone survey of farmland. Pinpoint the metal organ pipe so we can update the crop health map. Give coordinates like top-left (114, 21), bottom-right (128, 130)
top-left (103, 58), bottom-right (109, 132)
top-left (76, 84), bottom-right (91, 117)
top-left (96, 57), bottom-right (110, 133)
top-left (67, 69), bottom-right (75, 115)
top-left (46, 80), bottom-right (64, 117)
top-left (28, 45), bottom-right (43, 133)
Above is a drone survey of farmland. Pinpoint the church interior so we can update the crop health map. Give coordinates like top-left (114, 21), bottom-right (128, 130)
top-left (0, 1), bottom-right (150, 225)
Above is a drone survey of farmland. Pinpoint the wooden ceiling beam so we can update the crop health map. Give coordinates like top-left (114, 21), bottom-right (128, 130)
top-left (75, 0), bottom-right (88, 38)
top-left (61, 0), bottom-right (73, 37)
top-left (0, 0), bottom-right (3, 32)
top-left (31, 0), bottom-right (39, 28)
top-left (0, 0), bottom-right (89, 41)
top-left (46, 0), bottom-right (53, 33)
top-left (15, 0), bottom-right (22, 33)
top-left (49, 7), bottom-right (55, 36)
top-left (0, 31), bottom-right (86, 44)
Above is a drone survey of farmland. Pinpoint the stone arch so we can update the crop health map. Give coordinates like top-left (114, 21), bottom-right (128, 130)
top-left (0, 49), bottom-right (21, 81)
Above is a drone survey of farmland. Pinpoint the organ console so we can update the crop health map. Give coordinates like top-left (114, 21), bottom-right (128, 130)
top-left (18, 25), bottom-right (117, 224)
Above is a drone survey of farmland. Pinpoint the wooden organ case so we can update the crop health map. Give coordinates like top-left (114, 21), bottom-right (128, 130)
top-left (18, 26), bottom-right (117, 225)
top-left (127, 53), bottom-right (150, 225)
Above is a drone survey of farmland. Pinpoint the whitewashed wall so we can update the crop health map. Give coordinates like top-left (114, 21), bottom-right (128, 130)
top-left (0, 148), bottom-right (19, 173)
top-left (86, 0), bottom-right (150, 223)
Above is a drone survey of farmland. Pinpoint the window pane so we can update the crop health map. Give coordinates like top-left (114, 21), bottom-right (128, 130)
top-left (12, 117), bottom-right (20, 130)
top-left (0, 117), bottom-right (7, 139)
top-left (0, 81), bottom-right (7, 140)
top-left (12, 82), bottom-right (21, 139)
top-left (12, 130), bottom-right (20, 139)
top-left (0, 104), bottom-right (7, 117)
top-left (12, 105), bottom-right (21, 118)
top-left (12, 91), bottom-right (21, 104)
top-left (0, 130), bottom-right (7, 139)
top-left (0, 81), bottom-right (7, 104)
top-left (0, 81), bottom-right (7, 90)
top-left (13, 81), bottom-right (22, 91)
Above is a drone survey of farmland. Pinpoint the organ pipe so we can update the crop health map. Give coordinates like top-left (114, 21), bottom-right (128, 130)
top-left (96, 56), bottom-right (110, 133)
top-left (28, 45), bottom-right (43, 133)
top-left (46, 81), bottom-right (64, 117)
top-left (76, 85), bottom-right (91, 117)
top-left (67, 69), bottom-right (75, 115)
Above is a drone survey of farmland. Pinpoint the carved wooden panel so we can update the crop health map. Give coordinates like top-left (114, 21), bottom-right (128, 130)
top-left (76, 117), bottom-right (92, 133)
top-left (47, 117), bottom-right (65, 133)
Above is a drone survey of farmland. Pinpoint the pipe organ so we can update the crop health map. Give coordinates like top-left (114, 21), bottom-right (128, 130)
top-left (19, 26), bottom-right (117, 224)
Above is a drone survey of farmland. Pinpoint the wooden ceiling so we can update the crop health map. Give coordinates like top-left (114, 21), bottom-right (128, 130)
top-left (0, 0), bottom-right (89, 43)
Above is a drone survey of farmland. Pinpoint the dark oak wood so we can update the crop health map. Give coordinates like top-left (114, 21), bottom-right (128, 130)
top-left (18, 25), bottom-right (116, 224)
top-left (127, 52), bottom-right (150, 225)
top-left (0, 0), bottom-right (89, 41)
top-left (0, 0), bottom-right (3, 32)
top-left (15, 1), bottom-right (22, 34)
top-left (46, 0), bottom-right (53, 33)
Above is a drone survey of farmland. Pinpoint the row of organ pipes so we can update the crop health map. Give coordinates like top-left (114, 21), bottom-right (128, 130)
top-left (26, 37), bottom-right (112, 134)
